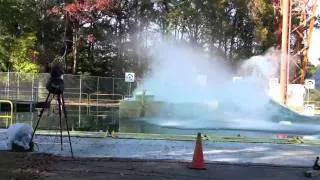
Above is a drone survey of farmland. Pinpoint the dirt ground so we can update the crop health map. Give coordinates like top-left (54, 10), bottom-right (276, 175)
top-left (0, 151), bottom-right (316, 180)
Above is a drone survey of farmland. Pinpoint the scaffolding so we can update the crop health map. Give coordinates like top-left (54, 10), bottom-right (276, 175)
top-left (273, 0), bottom-right (318, 104)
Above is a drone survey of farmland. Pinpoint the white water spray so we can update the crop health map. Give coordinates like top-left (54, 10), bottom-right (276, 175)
top-left (140, 40), bottom-right (276, 106)
top-left (134, 39), bottom-right (317, 131)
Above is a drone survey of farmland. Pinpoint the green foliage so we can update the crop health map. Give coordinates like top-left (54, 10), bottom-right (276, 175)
top-left (0, 0), bottom-right (39, 72)
top-left (0, 35), bottom-right (13, 70)
top-left (0, 0), bottom-right (277, 77)
top-left (306, 64), bottom-right (319, 78)
top-left (10, 33), bottom-right (39, 73)
top-left (248, 0), bottom-right (275, 52)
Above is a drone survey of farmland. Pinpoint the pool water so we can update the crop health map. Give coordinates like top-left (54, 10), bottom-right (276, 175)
top-left (1, 106), bottom-right (320, 139)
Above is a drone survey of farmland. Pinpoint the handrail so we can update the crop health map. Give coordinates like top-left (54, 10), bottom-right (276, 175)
top-left (88, 94), bottom-right (123, 106)
top-left (0, 90), bottom-right (90, 103)
top-left (0, 88), bottom-right (125, 106)
top-left (36, 92), bottom-right (89, 102)
top-left (89, 93), bottom-right (124, 101)
top-left (33, 87), bottom-right (80, 90)
top-left (0, 86), bottom-right (80, 90)
top-left (90, 93), bottom-right (123, 97)
top-left (0, 100), bottom-right (13, 128)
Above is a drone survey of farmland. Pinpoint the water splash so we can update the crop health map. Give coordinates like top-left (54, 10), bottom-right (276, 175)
top-left (135, 39), bottom-right (316, 131)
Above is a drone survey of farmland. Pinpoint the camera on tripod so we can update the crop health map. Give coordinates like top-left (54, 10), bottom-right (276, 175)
top-left (31, 61), bottom-right (74, 157)
top-left (46, 63), bottom-right (64, 95)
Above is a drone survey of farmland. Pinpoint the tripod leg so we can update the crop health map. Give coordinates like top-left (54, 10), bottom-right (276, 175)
top-left (30, 93), bottom-right (51, 144)
top-left (61, 94), bottom-right (74, 157)
top-left (57, 94), bottom-right (63, 151)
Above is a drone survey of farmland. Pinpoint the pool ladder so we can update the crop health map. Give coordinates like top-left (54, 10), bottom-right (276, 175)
top-left (0, 100), bottom-right (13, 128)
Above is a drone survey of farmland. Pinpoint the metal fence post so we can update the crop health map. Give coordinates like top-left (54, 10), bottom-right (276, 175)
top-left (97, 76), bottom-right (99, 117)
top-left (112, 77), bottom-right (115, 94)
top-left (31, 73), bottom-right (34, 127)
top-left (17, 72), bottom-right (20, 100)
top-left (15, 73), bottom-right (18, 113)
top-left (31, 73), bottom-right (34, 112)
top-left (79, 75), bottom-right (82, 128)
top-left (7, 71), bottom-right (9, 99)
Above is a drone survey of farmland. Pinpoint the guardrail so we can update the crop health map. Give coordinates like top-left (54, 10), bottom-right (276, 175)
top-left (0, 100), bottom-right (13, 128)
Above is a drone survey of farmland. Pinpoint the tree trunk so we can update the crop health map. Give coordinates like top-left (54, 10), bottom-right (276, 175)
top-left (162, 0), bottom-right (169, 37)
top-left (72, 26), bottom-right (78, 74)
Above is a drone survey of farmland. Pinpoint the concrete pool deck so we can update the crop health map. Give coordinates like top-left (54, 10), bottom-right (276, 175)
top-left (1, 129), bottom-right (320, 167)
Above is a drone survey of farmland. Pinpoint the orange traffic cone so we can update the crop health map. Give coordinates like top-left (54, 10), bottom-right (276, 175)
top-left (188, 132), bottom-right (206, 170)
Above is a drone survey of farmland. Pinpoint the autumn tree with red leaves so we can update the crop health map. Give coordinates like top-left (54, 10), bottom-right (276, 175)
top-left (50, 0), bottom-right (111, 74)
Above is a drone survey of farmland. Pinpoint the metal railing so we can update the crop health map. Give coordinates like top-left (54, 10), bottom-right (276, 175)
top-left (0, 100), bottom-right (13, 128)
top-left (89, 93), bottom-right (124, 104)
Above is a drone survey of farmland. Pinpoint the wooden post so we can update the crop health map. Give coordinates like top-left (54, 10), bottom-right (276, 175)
top-left (279, 0), bottom-right (290, 105)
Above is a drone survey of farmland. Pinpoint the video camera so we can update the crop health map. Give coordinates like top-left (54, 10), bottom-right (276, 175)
top-left (46, 63), bottom-right (65, 95)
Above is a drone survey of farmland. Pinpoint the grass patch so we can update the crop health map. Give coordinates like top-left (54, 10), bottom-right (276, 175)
top-left (113, 132), bottom-right (297, 144)
top-left (33, 131), bottom-right (320, 145)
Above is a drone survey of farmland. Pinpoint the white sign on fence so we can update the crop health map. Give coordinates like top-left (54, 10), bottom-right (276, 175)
top-left (304, 104), bottom-right (315, 116)
top-left (125, 72), bottom-right (135, 83)
top-left (304, 79), bottom-right (315, 89)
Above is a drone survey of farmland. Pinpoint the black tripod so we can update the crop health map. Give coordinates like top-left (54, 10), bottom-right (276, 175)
top-left (30, 92), bottom-right (74, 157)
top-left (29, 63), bottom-right (73, 157)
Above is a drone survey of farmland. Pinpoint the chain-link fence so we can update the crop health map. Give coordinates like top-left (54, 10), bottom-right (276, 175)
top-left (0, 72), bottom-right (139, 103)
top-left (0, 72), bottom-right (140, 131)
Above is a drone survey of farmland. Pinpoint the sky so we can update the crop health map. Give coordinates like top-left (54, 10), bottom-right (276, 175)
top-left (309, 0), bottom-right (320, 65)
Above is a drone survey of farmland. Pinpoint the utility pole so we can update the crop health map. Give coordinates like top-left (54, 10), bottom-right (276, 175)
top-left (279, 0), bottom-right (290, 105)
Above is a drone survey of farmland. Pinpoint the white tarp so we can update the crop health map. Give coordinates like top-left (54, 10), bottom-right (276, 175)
top-left (7, 123), bottom-right (33, 150)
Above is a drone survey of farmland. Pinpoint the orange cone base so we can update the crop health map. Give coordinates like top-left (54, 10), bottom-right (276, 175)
top-left (187, 164), bottom-right (206, 170)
